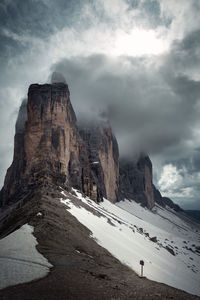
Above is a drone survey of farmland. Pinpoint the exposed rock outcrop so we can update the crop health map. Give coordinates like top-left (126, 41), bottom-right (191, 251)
top-left (119, 156), bottom-right (182, 211)
top-left (0, 83), bottom-right (103, 205)
top-left (0, 83), bottom-right (120, 206)
top-left (153, 185), bottom-right (164, 207)
top-left (79, 123), bottom-right (119, 203)
top-left (119, 155), bottom-right (155, 209)
top-left (0, 80), bottom-right (182, 212)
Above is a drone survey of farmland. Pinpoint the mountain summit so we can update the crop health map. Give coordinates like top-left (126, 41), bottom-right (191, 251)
top-left (0, 82), bottom-right (182, 211)
top-left (0, 83), bottom-right (119, 206)
top-left (0, 81), bottom-right (199, 299)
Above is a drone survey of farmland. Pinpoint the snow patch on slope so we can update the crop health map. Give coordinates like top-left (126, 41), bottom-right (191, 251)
top-left (0, 224), bottom-right (52, 289)
top-left (60, 189), bottom-right (200, 296)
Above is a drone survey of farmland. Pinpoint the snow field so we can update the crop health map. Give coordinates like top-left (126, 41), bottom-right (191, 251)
top-left (60, 189), bottom-right (200, 296)
top-left (0, 224), bottom-right (52, 289)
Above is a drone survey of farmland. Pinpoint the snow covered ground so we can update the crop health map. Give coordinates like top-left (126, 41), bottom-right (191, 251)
top-left (60, 189), bottom-right (200, 296)
top-left (0, 224), bottom-right (52, 289)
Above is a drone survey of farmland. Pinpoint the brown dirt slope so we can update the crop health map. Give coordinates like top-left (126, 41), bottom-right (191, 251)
top-left (0, 185), bottom-right (199, 300)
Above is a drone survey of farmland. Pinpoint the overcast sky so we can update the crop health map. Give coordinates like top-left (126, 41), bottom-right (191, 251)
top-left (0, 0), bottom-right (200, 209)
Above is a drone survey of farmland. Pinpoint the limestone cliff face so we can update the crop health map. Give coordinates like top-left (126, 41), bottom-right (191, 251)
top-left (24, 83), bottom-right (75, 183)
top-left (79, 124), bottom-right (119, 203)
top-left (119, 155), bottom-right (155, 209)
top-left (0, 81), bottom-right (179, 211)
top-left (98, 126), bottom-right (119, 202)
top-left (0, 83), bottom-right (102, 205)
top-left (144, 163), bottom-right (154, 209)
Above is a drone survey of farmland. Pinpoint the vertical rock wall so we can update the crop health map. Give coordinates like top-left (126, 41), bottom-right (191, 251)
top-left (79, 124), bottom-right (119, 203)
top-left (97, 126), bottom-right (119, 202)
top-left (119, 155), bottom-right (155, 209)
top-left (1, 83), bottom-right (102, 205)
top-left (0, 81), bottom-right (169, 210)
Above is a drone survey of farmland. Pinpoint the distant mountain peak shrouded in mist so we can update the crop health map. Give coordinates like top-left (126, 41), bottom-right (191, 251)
top-left (0, 81), bottom-right (181, 213)
top-left (51, 72), bottom-right (67, 84)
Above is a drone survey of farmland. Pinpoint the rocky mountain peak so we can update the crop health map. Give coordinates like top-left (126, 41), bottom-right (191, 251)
top-left (119, 154), bottom-right (154, 209)
top-left (0, 81), bottom-right (181, 212)
top-left (0, 82), bottom-right (119, 206)
top-left (79, 122), bottom-right (119, 203)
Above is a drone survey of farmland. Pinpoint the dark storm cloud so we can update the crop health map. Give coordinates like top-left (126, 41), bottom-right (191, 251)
top-left (0, 0), bottom-right (87, 187)
top-left (51, 27), bottom-right (200, 209)
top-left (0, 0), bottom-right (200, 208)
top-left (153, 30), bottom-right (200, 209)
top-left (0, 0), bottom-right (84, 64)
top-left (161, 29), bottom-right (200, 81)
top-left (0, 0), bottom-right (83, 37)
top-left (52, 41), bottom-right (200, 159)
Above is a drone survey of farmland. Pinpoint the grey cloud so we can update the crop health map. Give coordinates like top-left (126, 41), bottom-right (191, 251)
top-left (162, 29), bottom-right (200, 80)
top-left (136, 0), bottom-right (164, 27)
top-left (126, 0), bottom-right (167, 29)
top-left (0, 106), bottom-right (18, 188)
top-left (0, 0), bottom-right (85, 66)
top-left (15, 99), bottom-right (27, 133)
top-left (51, 29), bottom-right (200, 210)
top-left (0, 0), bottom-right (83, 37)
top-left (0, 0), bottom-right (200, 209)
top-left (52, 51), bottom-right (200, 159)
top-left (51, 72), bottom-right (66, 84)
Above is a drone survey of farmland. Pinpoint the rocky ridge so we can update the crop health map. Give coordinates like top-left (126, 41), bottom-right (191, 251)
top-left (0, 184), bottom-right (198, 300)
top-left (0, 83), bottom-right (119, 206)
top-left (0, 81), bottom-right (180, 211)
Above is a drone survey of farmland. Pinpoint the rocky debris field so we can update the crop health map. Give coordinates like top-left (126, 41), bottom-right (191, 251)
top-left (0, 185), bottom-right (199, 300)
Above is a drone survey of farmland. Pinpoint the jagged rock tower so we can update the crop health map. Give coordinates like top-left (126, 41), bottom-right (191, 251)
top-left (1, 78), bottom-right (176, 211)
top-left (119, 156), bottom-right (154, 209)
top-left (0, 82), bottom-right (119, 206)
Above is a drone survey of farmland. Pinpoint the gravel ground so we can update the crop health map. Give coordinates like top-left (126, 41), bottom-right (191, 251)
top-left (0, 186), bottom-right (199, 300)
